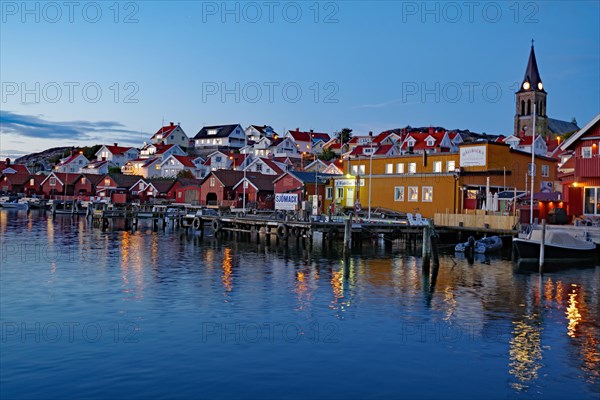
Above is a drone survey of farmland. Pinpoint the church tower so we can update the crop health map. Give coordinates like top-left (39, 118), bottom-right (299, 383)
top-left (514, 42), bottom-right (548, 137)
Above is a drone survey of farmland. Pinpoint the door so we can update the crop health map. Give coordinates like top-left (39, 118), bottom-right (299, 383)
top-left (345, 187), bottom-right (354, 208)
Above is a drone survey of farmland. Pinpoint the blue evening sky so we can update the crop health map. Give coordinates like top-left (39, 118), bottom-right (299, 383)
top-left (0, 1), bottom-right (598, 156)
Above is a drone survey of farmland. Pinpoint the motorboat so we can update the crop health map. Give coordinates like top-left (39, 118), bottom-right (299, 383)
top-left (0, 200), bottom-right (29, 210)
top-left (455, 236), bottom-right (503, 254)
top-left (513, 230), bottom-right (597, 261)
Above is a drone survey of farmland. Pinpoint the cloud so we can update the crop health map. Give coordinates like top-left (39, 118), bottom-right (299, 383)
top-left (0, 111), bottom-right (143, 144)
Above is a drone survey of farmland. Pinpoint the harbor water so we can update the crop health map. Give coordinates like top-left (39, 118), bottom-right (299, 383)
top-left (1, 210), bottom-right (599, 399)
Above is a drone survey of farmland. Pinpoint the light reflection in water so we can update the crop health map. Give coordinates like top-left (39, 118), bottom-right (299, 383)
top-left (509, 315), bottom-right (543, 391)
top-left (222, 247), bottom-right (233, 295)
top-left (566, 285), bottom-right (582, 338)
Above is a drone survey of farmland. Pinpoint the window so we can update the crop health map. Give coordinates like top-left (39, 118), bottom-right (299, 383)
top-left (256, 163), bottom-right (263, 172)
top-left (243, 181), bottom-right (248, 189)
top-left (385, 163), bottom-right (393, 174)
top-left (210, 177), bottom-right (215, 187)
top-left (408, 163), bottom-right (416, 174)
top-left (582, 147), bottom-right (592, 159)
top-left (81, 177), bottom-right (86, 184)
top-left (178, 192), bottom-right (182, 198)
top-left (104, 178), bottom-right (110, 186)
top-left (29, 178), bottom-right (34, 186)
top-left (155, 164), bottom-right (160, 170)
top-left (426, 139), bottom-right (435, 146)
top-left (216, 156), bottom-right (222, 162)
top-left (584, 187), bottom-right (600, 215)
top-left (394, 186), bottom-right (404, 201)
top-left (422, 186), bottom-right (433, 202)
top-left (352, 165), bottom-right (365, 175)
top-left (541, 165), bottom-right (549, 177)
top-left (396, 163), bottom-right (404, 174)
top-left (336, 187), bottom-right (344, 199)
top-left (139, 182), bottom-right (144, 190)
top-left (49, 177), bottom-right (56, 186)
top-left (433, 161), bottom-right (442, 173)
top-left (326, 187), bottom-right (333, 200)
top-left (408, 186), bottom-right (418, 202)
top-left (208, 129), bottom-right (217, 135)
top-left (447, 160), bottom-right (455, 172)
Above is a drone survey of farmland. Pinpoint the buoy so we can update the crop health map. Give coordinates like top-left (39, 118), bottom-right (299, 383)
top-left (192, 217), bottom-right (201, 230)
top-left (212, 218), bottom-right (222, 232)
top-left (276, 223), bottom-right (289, 240)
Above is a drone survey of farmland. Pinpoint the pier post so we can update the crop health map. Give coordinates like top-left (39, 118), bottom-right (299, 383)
top-left (539, 219), bottom-right (546, 274)
top-left (422, 225), bottom-right (431, 270)
top-left (429, 221), bottom-right (439, 267)
top-left (343, 216), bottom-right (352, 253)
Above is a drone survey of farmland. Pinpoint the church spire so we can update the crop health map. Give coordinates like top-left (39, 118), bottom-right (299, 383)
top-left (519, 40), bottom-right (544, 93)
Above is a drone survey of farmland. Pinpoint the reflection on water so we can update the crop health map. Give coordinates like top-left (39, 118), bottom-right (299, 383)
top-left (0, 210), bottom-right (599, 399)
top-left (509, 314), bottom-right (543, 391)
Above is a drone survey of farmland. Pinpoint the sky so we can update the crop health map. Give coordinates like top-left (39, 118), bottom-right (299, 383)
top-left (1, 0), bottom-right (599, 158)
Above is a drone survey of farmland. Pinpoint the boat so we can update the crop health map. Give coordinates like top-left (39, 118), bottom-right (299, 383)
top-left (455, 236), bottom-right (503, 254)
top-left (513, 230), bottom-right (597, 261)
top-left (0, 200), bottom-right (29, 210)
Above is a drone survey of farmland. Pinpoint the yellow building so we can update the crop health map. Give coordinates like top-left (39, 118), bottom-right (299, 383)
top-left (330, 142), bottom-right (556, 218)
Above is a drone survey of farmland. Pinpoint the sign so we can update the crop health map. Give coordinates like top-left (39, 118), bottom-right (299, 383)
top-left (275, 193), bottom-right (298, 210)
top-left (459, 145), bottom-right (486, 167)
top-left (335, 178), bottom-right (365, 187)
top-left (311, 195), bottom-right (321, 215)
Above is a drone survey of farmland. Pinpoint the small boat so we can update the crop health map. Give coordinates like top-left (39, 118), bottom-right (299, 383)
top-left (474, 236), bottom-right (503, 254)
top-left (513, 230), bottom-right (597, 261)
top-left (0, 200), bottom-right (29, 210)
top-left (455, 236), bottom-right (503, 254)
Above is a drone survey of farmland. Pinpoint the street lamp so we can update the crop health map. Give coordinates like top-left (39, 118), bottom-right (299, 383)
top-left (453, 170), bottom-right (460, 214)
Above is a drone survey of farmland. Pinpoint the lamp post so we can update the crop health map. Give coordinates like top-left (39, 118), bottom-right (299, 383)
top-left (243, 133), bottom-right (247, 214)
top-left (529, 103), bottom-right (536, 225)
top-left (453, 170), bottom-right (460, 213)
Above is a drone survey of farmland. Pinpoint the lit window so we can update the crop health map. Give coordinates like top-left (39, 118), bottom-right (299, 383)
top-left (385, 163), bottom-right (393, 174)
top-left (433, 161), bottom-right (442, 173)
top-left (30, 178), bottom-right (34, 186)
top-left (396, 163), bottom-right (404, 174)
top-left (81, 177), bottom-right (86, 184)
top-left (422, 186), bottom-right (433, 202)
top-left (352, 165), bottom-right (365, 175)
top-left (408, 186), bottom-right (418, 202)
top-left (408, 163), bottom-right (416, 174)
top-left (139, 183), bottom-right (144, 190)
top-left (447, 160), bottom-right (456, 172)
top-left (104, 178), bottom-right (110, 185)
top-left (210, 177), bottom-right (215, 187)
top-left (582, 147), bottom-right (592, 159)
top-left (394, 186), bottom-right (404, 201)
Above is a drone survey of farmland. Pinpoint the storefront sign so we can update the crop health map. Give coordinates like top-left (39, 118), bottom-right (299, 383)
top-left (275, 193), bottom-right (298, 210)
top-left (335, 179), bottom-right (365, 187)
top-left (460, 146), bottom-right (486, 167)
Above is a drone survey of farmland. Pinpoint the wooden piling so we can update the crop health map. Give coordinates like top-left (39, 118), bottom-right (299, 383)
top-left (539, 219), bottom-right (546, 274)
top-left (422, 225), bottom-right (430, 270)
top-left (343, 217), bottom-right (352, 253)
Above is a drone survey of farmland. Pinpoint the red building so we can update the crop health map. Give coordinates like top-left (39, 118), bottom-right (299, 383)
top-left (41, 173), bottom-right (81, 198)
top-left (0, 172), bottom-right (31, 195)
top-left (556, 114), bottom-right (600, 218)
top-left (232, 174), bottom-right (276, 209)
top-left (171, 178), bottom-right (203, 204)
top-left (201, 170), bottom-right (273, 207)
top-left (272, 171), bottom-right (336, 214)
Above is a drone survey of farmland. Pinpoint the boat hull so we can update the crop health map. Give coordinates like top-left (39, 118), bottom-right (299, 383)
top-left (513, 238), bottom-right (597, 261)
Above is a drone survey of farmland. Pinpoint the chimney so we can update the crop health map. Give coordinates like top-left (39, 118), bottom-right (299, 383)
top-left (428, 126), bottom-right (434, 135)
top-left (5, 158), bottom-right (10, 166)
top-left (310, 129), bottom-right (314, 133)
top-left (369, 131), bottom-right (373, 136)
top-left (170, 122), bottom-right (174, 126)
top-left (296, 128), bottom-right (300, 132)
top-left (114, 143), bottom-right (118, 147)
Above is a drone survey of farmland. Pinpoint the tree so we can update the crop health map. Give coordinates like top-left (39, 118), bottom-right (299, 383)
top-left (177, 169), bottom-right (194, 179)
top-left (320, 147), bottom-right (336, 161)
top-left (108, 166), bottom-right (122, 174)
top-left (335, 128), bottom-right (353, 145)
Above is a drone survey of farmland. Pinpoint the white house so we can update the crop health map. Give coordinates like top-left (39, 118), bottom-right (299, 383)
top-left (160, 155), bottom-right (204, 178)
top-left (193, 124), bottom-right (246, 151)
top-left (55, 152), bottom-right (89, 173)
top-left (81, 160), bottom-right (110, 175)
top-left (122, 157), bottom-right (162, 178)
top-left (269, 137), bottom-right (299, 158)
top-left (151, 122), bottom-right (189, 148)
top-left (286, 129), bottom-right (331, 154)
top-left (95, 144), bottom-right (139, 167)
top-left (244, 157), bottom-right (285, 175)
top-left (140, 143), bottom-right (186, 160)
top-left (245, 125), bottom-right (277, 142)
top-left (502, 134), bottom-right (548, 156)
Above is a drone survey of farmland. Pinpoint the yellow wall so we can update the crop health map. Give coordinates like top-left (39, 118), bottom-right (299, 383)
top-left (330, 142), bottom-right (557, 218)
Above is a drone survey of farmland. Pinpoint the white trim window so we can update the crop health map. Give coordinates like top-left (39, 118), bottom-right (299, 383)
top-left (408, 186), bottom-right (418, 202)
top-left (394, 186), bottom-right (404, 201)
top-left (336, 187), bottom-right (344, 199)
top-left (352, 165), bottom-right (365, 175)
top-left (49, 177), bottom-right (57, 186)
top-left (396, 163), bottom-right (404, 174)
top-left (433, 161), bottom-right (442, 173)
top-left (422, 186), bottom-right (433, 202)
top-left (408, 163), bottom-right (417, 174)
top-left (582, 147), bottom-right (592, 159)
top-left (447, 160), bottom-right (456, 172)
top-left (326, 187), bottom-right (333, 200)
top-left (541, 165), bottom-right (549, 177)
top-left (385, 163), bottom-right (393, 174)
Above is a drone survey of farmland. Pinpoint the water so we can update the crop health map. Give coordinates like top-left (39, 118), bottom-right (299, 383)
top-left (1, 210), bottom-right (599, 399)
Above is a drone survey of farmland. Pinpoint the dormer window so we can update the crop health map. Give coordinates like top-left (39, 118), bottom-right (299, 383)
top-left (426, 139), bottom-right (435, 146)
top-left (208, 129), bottom-right (218, 135)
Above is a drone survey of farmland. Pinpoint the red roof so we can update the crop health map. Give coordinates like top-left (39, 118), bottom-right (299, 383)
top-left (289, 130), bottom-right (330, 143)
top-left (172, 155), bottom-right (196, 168)
top-left (259, 158), bottom-right (284, 174)
top-left (1, 171), bottom-right (31, 185)
top-left (374, 144), bottom-right (393, 155)
top-left (154, 144), bottom-right (175, 155)
top-left (152, 123), bottom-right (178, 140)
top-left (104, 145), bottom-right (135, 155)
top-left (0, 162), bottom-right (30, 174)
top-left (57, 153), bottom-right (87, 166)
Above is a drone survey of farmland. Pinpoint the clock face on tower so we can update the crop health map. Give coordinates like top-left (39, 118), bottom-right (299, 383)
top-left (522, 82), bottom-right (530, 90)
top-left (537, 82), bottom-right (543, 90)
